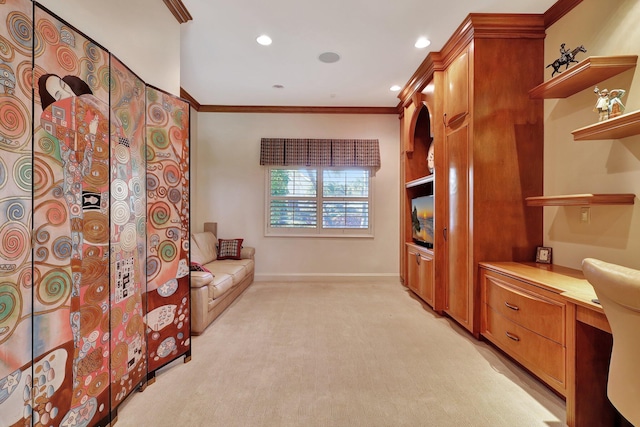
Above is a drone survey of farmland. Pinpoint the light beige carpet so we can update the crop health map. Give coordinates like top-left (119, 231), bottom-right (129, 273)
top-left (116, 281), bottom-right (566, 427)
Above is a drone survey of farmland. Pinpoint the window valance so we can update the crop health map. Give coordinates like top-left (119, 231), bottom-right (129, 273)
top-left (260, 138), bottom-right (380, 169)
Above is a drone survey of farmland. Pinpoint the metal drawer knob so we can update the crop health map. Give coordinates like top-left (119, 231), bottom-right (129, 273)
top-left (505, 331), bottom-right (520, 342)
top-left (504, 301), bottom-right (520, 311)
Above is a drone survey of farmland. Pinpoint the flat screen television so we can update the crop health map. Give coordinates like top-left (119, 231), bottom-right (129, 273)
top-left (411, 195), bottom-right (434, 248)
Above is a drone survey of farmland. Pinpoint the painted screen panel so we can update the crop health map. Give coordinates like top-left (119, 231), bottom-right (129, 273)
top-left (33, 5), bottom-right (111, 426)
top-left (146, 87), bottom-right (190, 373)
top-left (0, 0), bottom-right (33, 424)
top-left (109, 55), bottom-right (147, 408)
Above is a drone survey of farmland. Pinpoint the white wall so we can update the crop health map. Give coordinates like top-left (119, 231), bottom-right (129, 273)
top-left (37, 0), bottom-right (180, 95)
top-left (544, 0), bottom-right (640, 269)
top-left (193, 113), bottom-right (400, 281)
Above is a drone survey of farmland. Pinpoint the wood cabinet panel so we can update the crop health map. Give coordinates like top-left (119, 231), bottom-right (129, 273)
top-left (445, 123), bottom-right (471, 326)
top-left (444, 49), bottom-right (469, 125)
top-left (484, 272), bottom-right (565, 343)
top-left (485, 307), bottom-right (566, 390)
top-left (407, 244), bottom-right (435, 307)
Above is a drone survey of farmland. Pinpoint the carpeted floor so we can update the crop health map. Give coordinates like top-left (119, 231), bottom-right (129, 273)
top-left (116, 281), bottom-right (566, 427)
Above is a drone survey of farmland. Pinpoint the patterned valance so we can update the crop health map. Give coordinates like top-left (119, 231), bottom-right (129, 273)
top-left (260, 138), bottom-right (381, 169)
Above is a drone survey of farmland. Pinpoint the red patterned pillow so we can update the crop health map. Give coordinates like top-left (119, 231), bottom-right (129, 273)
top-left (217, 238), bottom-right (243, 260)
top-left (190, 262), bottom-right (211, 273)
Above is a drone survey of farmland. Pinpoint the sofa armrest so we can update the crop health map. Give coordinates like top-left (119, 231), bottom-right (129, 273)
top-left (190, 271), bottom-right (214, 288)
top-left (241, 246), bottom-right (255, 260)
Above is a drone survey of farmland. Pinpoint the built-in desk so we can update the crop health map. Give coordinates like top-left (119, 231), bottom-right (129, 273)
top-left (479, 262), bottom-right (623, 427)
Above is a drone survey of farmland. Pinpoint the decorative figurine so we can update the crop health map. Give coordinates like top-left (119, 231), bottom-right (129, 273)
top-left (546, 43), bottom-right (587, 76)
top-left (594, 86), bottom-right (610, 121)
top-left (608, 89), bottom-right (626, 118)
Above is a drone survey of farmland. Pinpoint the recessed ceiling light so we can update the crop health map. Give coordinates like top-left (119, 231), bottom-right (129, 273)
top-left (390, 85), bottom-right (401, 92)
top-left (256, 35), bottom-right (272, 46)
top-left (415, 37), bottom-right (431, 49)
top-left (318, 52), bottom-right (340, 63)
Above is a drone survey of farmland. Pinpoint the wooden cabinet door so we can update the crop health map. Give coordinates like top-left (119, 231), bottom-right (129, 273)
top-left (445, 123), bottom-right (472, 330)
top-left (406, 246), bottom-right (420, 293)
top-left (444, 49), bottom-right (469, 126)
top-left (418, 252), bottom-right (434, 306)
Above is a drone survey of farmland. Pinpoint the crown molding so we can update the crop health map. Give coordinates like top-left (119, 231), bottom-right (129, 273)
top-left (544, 0), bottom-right (583, 28)
top-left (180, 88), bottom-right (201, 111)
top-left (177, 89), bottom-right (398, 114)
top-left (199, 105), bottom-right (399, 114)
top-left (163, 0), bottom-right (192, 24)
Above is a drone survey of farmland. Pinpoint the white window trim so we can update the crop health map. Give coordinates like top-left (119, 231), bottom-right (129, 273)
top-left (264, 166), bottom-right (374, 238)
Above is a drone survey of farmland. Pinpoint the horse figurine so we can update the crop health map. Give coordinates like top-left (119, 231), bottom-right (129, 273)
top-left (546, 45), bottom-right (587, 77)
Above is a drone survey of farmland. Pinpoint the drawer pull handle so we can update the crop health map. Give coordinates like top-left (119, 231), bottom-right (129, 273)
top-left (504, 302), bottom-right (520, 311)
top-left (505, 332), bottom-right (520, 342)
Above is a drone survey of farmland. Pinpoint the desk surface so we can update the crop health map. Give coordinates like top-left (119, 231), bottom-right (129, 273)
top-left (479, 262), bottom-right (604, 314)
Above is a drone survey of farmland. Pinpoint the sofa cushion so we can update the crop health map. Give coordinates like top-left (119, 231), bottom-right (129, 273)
top-left (208, 274), bottom-right (235, 299)
top-left (190, 271), bottom-right (214, 288)
top-left (217, 238), bottom-right (243, 260)
top-left (191, 232), bottom-right (218, 264)
top-left (206, 262), bottom-right (247, 285)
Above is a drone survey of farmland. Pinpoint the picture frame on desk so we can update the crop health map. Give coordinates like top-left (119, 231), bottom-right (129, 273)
top-left (536, 247), bottom-right (552, 264)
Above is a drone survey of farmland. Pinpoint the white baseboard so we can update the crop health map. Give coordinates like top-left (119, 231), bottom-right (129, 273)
top-left (254, 273), bottom-right (400, 283)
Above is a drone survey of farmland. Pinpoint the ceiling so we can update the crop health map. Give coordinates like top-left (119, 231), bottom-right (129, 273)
top-left (179, 0), bottom-right (558, 107)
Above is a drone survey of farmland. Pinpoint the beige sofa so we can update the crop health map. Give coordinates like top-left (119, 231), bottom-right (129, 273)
top-left (190, 223), bottom-right (255, 334)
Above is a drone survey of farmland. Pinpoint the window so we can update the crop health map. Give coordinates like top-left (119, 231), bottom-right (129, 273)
top-left (266, 167), bottom-right (373, 236)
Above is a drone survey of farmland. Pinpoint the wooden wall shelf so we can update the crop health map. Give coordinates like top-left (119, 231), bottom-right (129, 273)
top-left (572, 110), bottom-right (640, 140)
top-left (529, 55), bottom-right (638, 99)
top-left (526, 194), bottom-right (636, 206)
top-left (406, 175), bottom-right (434, 188)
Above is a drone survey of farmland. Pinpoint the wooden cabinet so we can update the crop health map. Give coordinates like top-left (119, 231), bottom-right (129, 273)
top-left (437, 17), bottom-right (545, 336)
top-left (399, 15), bottom-right (545, 334)
top-left (480, 266), bottom-right (568, 396)
top-left (406, 243), bottom-right (434, 306)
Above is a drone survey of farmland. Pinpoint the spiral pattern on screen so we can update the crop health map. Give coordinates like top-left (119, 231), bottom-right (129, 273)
top-left (97, 64), bottom-right (110, 92)
top-left (37, 268), bottom-right (71, 306)
top-left (149, 201), bottom-right (170, 228)
top-left (44, 200), bottom-right (67, 226)
top-left (163, 163), bottom-right (180, 186)
top-left (84, 162), bottom-right (108, 187)
top-left (82, 211), bottom-right (108, 244)
top-left (114, 144), bottom-right (130, 165)
top-left (0, 222), bottom-right (29, 261)
top-left (7, 12), bottom-right (33, 55)
top-left (146, 256), bottom-right (160, 281)
top-left (52, 236), bottom-right (72, 260)
top-left (148, 104), bottom-right (168, 127)
top-left (111, 179), bottom-right (128, 201)
top-left (36, 18), bottom-right (59, 45)
top-left (79, 303), bottom-right (102, 336)
top-left (129, 177), bottom-right (143, 199)
top-left (0, 282), bottom-right (21, 343)
top-left (12, 155), bottom-right (30, 192)
top-left (6, 202), bottom-right (25, 222)
top-left (0, 96), bottom-right (29, 141)
top-left (84, 277), bottom-right (108, 304)
top-left (55, 45), bottom-right (78, 73)
top-left (158, 240), bottom-right (177, 263)
top-left (119, 223), bottom-right (137, 252)
top-left (0, 34), bottom-right (16, 62)
top-left (88, 372), bottom-right (108, 397)
top-left (111, 200), bottom-right (130, 226)
top-left (146, 174), bottom-right (159, 193)
top-left (149, 128), bottom-right (169, 150)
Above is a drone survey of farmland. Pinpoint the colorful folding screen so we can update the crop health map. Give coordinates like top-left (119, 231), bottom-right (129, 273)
top-left (0, 2), bottom-right (190, 426)
top-left (145, 87), bottom-right (191, 375)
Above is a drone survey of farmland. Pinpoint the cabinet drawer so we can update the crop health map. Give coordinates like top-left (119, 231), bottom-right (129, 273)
top-left (484, 272), bottom-right (564, 344)
top-left (485, 307), bottom-right (565, 388)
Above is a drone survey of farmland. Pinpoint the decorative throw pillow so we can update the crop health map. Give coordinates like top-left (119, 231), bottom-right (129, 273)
top-left (190, 262), bottom-right (211, 273)
top-left (217, 238), bottom-right (243, 260)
